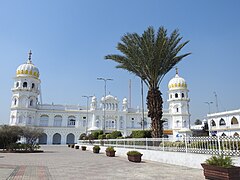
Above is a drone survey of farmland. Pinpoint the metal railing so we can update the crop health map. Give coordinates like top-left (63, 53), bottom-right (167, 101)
top-left (78, 136), bottom-right (240, 156)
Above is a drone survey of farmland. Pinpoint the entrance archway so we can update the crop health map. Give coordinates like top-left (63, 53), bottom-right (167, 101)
top-left (52, 133), bottom-right (61, 144)
top-left (38, 133), bottom-right (47, 144)
top-left (66, 133), bottom-right (75, 144)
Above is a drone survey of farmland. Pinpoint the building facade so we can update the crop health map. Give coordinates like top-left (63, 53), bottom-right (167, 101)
top-left (9, 52), bottom-right (191, 144)
top-left (207, 109), bottom-right (240, 137)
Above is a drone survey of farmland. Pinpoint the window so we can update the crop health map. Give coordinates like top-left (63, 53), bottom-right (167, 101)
top-left (32, 83), bottom-right (35, 89)
top-left (120, 121), bottom-right (124, 129)
top-left (176, 108), bottom-right (179, 113)
top-left (68, 116), bottom-right (76, 126)
top-left (112, 121), bottom-right (115, 128)
top-left (54, 115), bottom-right (62, 127)
top-left (30, 99), bottom-right (33, 106)
top-left (175, 93), bottom-right (178, 98)
top-left (83, 120), bottom-right (86, 127)
top-left (39, 115), bottom-right (49, 126)
top-left (211, 120), bottom-right (216, 126)
top-left (16, 82), bottom-right (19, 88)
top-left (182, 93), bottom-right (185, 98)
top-left (96, 120), bottom-right (99, 128)
top-left (18, 116), bottom-right (23, 123)
top-left (83, 117), bottom-right (86, 119)
top-left (170, 94), bottom-right (172, 99)
top-left (132, 118), bottom-right (134, 120)
top-left (14, 98), bottom-right (17, 105)
top-left (219, 118), bottom-right (226, 126)
top-left (27, 117), bottom-right (32, 125)
top-left (231, 117), bottom-right (238, 125)
top-left (176, 120), bottom-right (180, 127)
top-left (23, 82), bottom-right (27, 88)
top-left (131, 120), bottom-right (134, 128)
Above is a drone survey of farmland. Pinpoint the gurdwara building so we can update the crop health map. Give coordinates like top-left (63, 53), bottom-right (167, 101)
top-left (9, 52), bottom-right (191, 144)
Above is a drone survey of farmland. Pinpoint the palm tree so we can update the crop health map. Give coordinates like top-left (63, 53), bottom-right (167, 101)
top-left (105, 26), bottom-right (190, 138)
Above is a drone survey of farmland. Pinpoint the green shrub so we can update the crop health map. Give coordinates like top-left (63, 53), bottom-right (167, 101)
top-left (98, 134), bottom-right (106, 139)
top-left (106, 146), bottom-right (115, 152)
top-left (106, 134), bottom-right (111, 139)
top-left (127, 150), bottom-right (142, 156)
top-left (92, 130), bottom-right (103, 139)
top-left (79, 133), bottom-right (87, 140)
top-left (131, 130), bottom-right (152, 138)
top-left (205, 155), bottom-right (234, 168)
top-left (110, 131), bottom-right (122, 139)
top-left (93, 145), bottom-right (100, 151)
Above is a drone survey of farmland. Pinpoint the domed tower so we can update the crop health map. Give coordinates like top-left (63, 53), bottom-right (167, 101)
top-left (10, 51), bottom-right (41, 126)
top-left (167, 68), bottom-right (190, 137)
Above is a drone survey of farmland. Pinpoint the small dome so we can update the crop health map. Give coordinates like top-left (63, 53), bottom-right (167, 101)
top-left (91, 96), bottom-right (97, 102)
top-left (16, 51), bottom-right (40, 79)
top-left (123, 97), bottom-right (128, 104)
top-left (168, 69), bottom-right (187, 90)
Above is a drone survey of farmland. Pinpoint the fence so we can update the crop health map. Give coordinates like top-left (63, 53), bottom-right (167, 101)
top-left (78, 136), bottom-right (240, 156)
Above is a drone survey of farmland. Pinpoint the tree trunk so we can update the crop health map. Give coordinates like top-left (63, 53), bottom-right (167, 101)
top-left (147, 87), bottom-right (163, 138)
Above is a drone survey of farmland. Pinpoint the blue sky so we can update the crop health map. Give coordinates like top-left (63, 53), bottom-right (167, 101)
top-left (1, 0), bottom-right (240, 125)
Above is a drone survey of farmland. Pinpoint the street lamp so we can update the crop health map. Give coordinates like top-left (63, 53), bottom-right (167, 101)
top-left (141, 78), bottom-right (145, 130)
top-left (204, 102), bottom-right (213, 114)
top-left (82, 95), bottom-right (93, 134)
top-left (97, 77), bottom-right (113, 132)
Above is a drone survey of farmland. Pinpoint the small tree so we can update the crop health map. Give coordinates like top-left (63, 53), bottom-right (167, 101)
top-left (21, 127), bottom-right (43, 151)
top-left (194, 119), bottom-right (202, 125)
top-left (110, 131), bottom-right (122, 139)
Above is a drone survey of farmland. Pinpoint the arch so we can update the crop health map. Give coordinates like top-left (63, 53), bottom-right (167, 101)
top-left (221, 133), bottom-right (226, 136)
top-left (211, 120), bottom-right (216, 126)
top-left (39, 115), bottom-right (49, 126)
top-left (175, 93), bottom-right (178, 98)
top-left (32, 83), bottom-right (35, 89)
top-left (23, 82), bottom-right (28, 88)
top-left (219, 118), bottom-right (226, 126)
top-left (54, 115), bottom-right (62, 127)
top-left (66, 133), bottom-right (75, 144)
top-left (38, 133), bottom-right (47, 144)
top-left (170, 94), bottom-right (172, 99)
top-left (68, 116), bottom-right (76, 126)
top-left (233, 132), bottom-right (239, 137)
top-left (11, 115), bottom-right (15, 124)
top-left (13, 97), bottom-right (18, 106)
top-left (16, 82), bottom-right (19, 88)
top-left (29, 99), bottom-right (33, 107)
top-left (52, 133), bottom-right (61, 144)
top-left (231, 117), bottom-right (238, 125)
top-left (182, 93), bottom-right (185, 98)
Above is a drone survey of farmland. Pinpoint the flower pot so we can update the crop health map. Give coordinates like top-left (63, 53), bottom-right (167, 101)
top-left (93, 149), bottom-right (100, 153)
top-left (106, 150), bottom-right (116, 157)
top-left (127, 154), bottom-right (142, 163)
top-left (75, 145), bottom-right (79, 149)
top-left (201, 163), bottom-right (240, 180)
top-left (81, 146), bottom-right (86, 151)
top-left (68, 144), bottom-right (71, 147)
top-left (71, 144), bottom-right (75, 148)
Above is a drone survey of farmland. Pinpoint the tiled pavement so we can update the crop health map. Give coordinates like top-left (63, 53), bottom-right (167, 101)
top-left (0, 146), bottom-right (205, 180)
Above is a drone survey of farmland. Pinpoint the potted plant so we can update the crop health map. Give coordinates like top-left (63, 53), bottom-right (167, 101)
top-left (105, 146), bottom-right (116, 157)
top-left (71, 144), bottom-right (75, 148)
top-left (127, 150), bottom-right (142, 163)
top-left (93, 145), bottom-right (100, 153)
top-left (81, 146), bottom-right (87, 151)
top-left (75, 145), bottom-right (79, 149)
top-left (68, 144), bottom-right (71, 147)
top-left (201, 154), bottom-right (240, 180)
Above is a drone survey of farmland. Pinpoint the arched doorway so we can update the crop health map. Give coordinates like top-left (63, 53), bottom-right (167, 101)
top-left (66, 133), bottom-right (75, 144)
top-left (52, 133), bottom-right (61, 144)
top-left (38, 133), bottom-right (47, 144)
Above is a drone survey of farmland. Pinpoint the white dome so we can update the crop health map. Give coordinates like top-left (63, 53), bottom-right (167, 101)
top-left (16, 51), bottom-right (39, 79)
top-left (91, 96), bottom-right (97, 102)
top-left (168, 73), bottom-right (187, 90)
top-left (123, 97), bottom-right (128, 104)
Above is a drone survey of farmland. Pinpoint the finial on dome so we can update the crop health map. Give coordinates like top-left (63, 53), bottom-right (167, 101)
top-left (175, 67), bottom-right (178, 75)
top-left (27, 50), bottom-right (32, 64)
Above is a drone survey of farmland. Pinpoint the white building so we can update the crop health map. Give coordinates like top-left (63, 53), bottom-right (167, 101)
top-left (207, 110), bottom-right (240, 137)
top-left (9, 51), bottom-right (191, 144)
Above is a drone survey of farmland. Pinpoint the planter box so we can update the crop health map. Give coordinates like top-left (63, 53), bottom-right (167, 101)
top-left (128, 154), bottom-right (142, 163)
top-left (201, 163), bottom-right (240, 180)
top-left (81, 146), bottom-right (86, 151)
top-left (75, 145), bottom-right (79, 149)
top-left (106, 150), bottom-right (115, 157)
top-left (93, 149), bottom-right (100, 153)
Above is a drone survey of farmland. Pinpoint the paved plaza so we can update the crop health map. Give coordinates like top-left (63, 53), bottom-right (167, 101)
top-left (0, 146), bottom-right (204, 180)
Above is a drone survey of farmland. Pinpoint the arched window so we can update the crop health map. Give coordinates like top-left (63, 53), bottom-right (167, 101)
top-left (68, 116), bottom-right (76, 126)
top-left (16, 82), bottom-right (19, 88)
top-left (219, 118), bottom-right (226, 126)
top-left (112, 121), bottom-right (115, 128)
top-left (176, 108), bottom-right (179, 113)
top-left (221, 133), bottom-right (226, 136)
top-left (14, 98), bottom-right (17, 105)
top-left (175, 93), bottom-right (178, 98)
top-left (32, 83), bottom-right (35, 89)
top-left (39, 115), bottom-right (49, 126)
top-left (29, 99), bottom-right (33, 106)
top-left (120, 121), bottom-right (124, 129)
top-left (182, 93), bottom-right (185, 98)
top-left (131, 120), bottom-right (134, 128)
top-left (231, 117), bottom-right (238, 125)
top-left (54, 115), bottom-right (62, 127)
top-left (233, 132), bottom-right (239, 137)
top-left (170, 94), bottom-right (172, 99)
top-left (96, 120), bottom-right (99, 127)
top-left (176, 120), bottom-right (180, 127)
top-left (211, 120), bottom-right (216, 126)
top-left (23, 82), bottom-right (27, 88)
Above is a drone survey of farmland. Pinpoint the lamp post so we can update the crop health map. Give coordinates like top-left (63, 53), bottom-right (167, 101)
top-left (97, 77), bottom-right (113, 133)
top-left (82, 95), bottom-right (93, 134)
top-left (204, 102), bottom-right (213, 114)
top-left (141, 79), bottom-right (145, 130)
